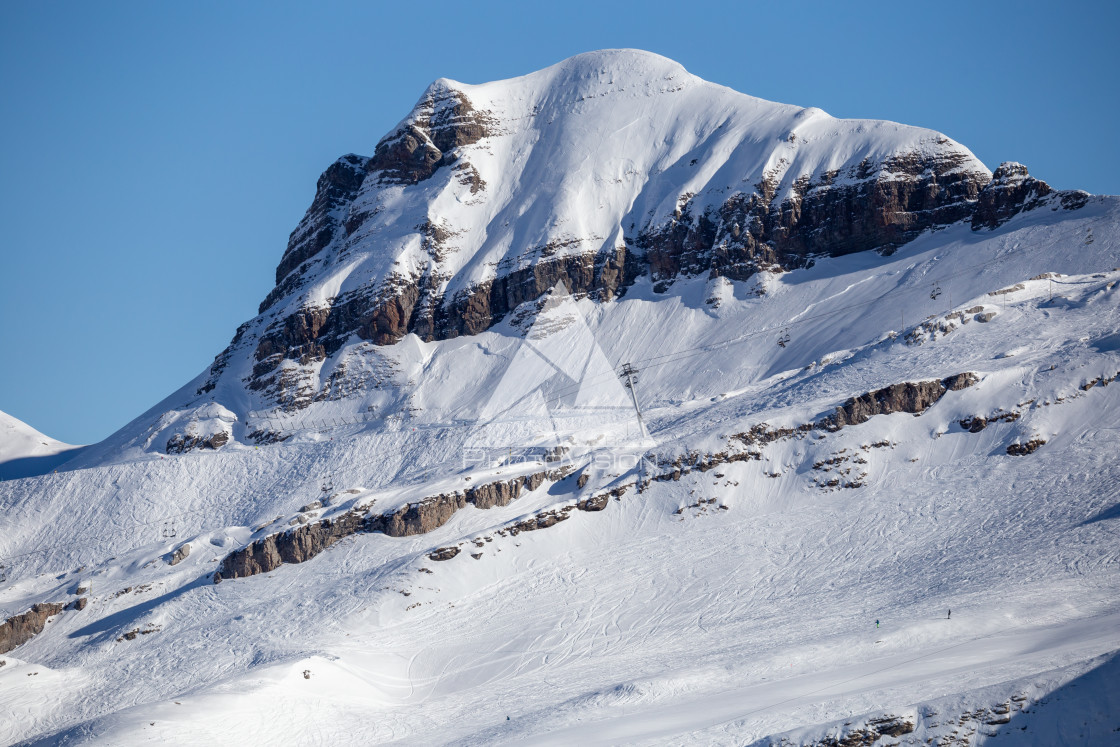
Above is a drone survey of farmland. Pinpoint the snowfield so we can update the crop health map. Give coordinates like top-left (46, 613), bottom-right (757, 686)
top-left (2, 51), bottom-right (1120, 746)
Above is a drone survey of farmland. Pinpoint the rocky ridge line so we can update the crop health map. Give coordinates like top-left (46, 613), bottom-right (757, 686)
top-left (216, 467), bottom-right (570, 581)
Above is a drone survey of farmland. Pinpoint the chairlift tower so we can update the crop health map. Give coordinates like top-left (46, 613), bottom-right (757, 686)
top-left (619, 363), bottom-right (649, 442)
top-left (620, 363), bottom-right (652, 493)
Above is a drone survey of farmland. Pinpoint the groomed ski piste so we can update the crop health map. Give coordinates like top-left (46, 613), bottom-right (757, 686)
top-left (3, 194), bottom-right (1119, 744)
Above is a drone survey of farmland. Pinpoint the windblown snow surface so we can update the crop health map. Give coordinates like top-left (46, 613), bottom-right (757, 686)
top-left (3, 52), bottom-right (1120, 746)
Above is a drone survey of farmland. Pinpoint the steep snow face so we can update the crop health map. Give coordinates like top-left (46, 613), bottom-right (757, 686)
top-left (0, 410), bottom-right (83, 480)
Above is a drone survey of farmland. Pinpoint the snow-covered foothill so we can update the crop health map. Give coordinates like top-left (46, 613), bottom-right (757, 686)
top-left (0, 410), bottom-right (84, 481)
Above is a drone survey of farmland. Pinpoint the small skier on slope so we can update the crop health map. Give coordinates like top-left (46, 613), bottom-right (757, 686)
top-left (948, 609), bottom-right (951, 619)
top-left (875, 619), bottom-right (879, 628)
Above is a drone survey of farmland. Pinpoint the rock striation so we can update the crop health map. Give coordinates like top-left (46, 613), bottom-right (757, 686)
top-left (972, 161), bottom-right (1064, 230)
top-left (238, 151), bottom-right (998, 393)
top-left (217, 509), bottom-right (367, 580)
top-left (271, 154), bottom-right (371, 293)
top-left (641, 150), bottom-right (987, 285)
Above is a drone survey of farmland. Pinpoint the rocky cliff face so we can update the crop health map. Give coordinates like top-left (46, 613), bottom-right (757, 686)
top-left (972, 161), bottom-right (1054, 229)
top-left (233, 159), bottom-right (1070, 410)
top-left (366, 87), bottom-right (494, 188)
top-left (271, 154), bottom-right (370, 295)
top-left (186, 50), bottom-right (1094, 414)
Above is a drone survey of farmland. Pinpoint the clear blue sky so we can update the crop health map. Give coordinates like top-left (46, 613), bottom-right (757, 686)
top-left (2, 0), bottom-right (1117, 444)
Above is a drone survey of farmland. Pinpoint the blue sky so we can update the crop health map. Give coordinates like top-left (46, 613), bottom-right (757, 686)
top-left (2, 0), bottom-right (1117, 444)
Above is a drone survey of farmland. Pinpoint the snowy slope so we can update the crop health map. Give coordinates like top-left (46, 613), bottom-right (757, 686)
top-left (2, 51), bottom-right (1120, 745)
top-left (0, 410), bottom-right (83, 481)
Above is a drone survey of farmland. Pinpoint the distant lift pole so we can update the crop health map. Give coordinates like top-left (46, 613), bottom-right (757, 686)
top-left (620, 362), bottom-right (651, 493)
top-left (620, 363), bottom-right (650, 441)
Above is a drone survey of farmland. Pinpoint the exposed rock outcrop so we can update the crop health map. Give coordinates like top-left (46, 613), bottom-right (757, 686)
top-left (247, 245), bottom-right (640, 387)
top-left (232, 151), bottom-right (1045, 406)
top-left (368, 87), bottom-right (494, 186)
top-left (971, 162), bottom-right (1052, 230)
top-left (428, 546), bottom-right (461, 561)
top-left (116, 624), bottom-right (161, 642)
top-left (653, 374), bottom-right (978, 487)
top-left (959, 410), bottom-right (1020, 432)
top-left (502, 506), bottom-right (575, 535)
top-left (1081, 370), bottom-right (1119, 390)
top-left (1007, 438), bottom-right (1046, 456)
top-left (218, 509), bottom-right (366, 580)
top-left (217, 468), bottom-right (569, 580)
top-left (429, 493), bottom-right (619, 559)
top-left (367, 470), bottom-right (565, 537)
top-left (167, 543), bottom-right (191, 566)
top-left (0, 602), bottom-right (65, 654)
top-left (809, 715), bottom-right (915, 746)
top-left (576, 493), bottom-right (610, 512)
top-left (166, 431), bottom-right (230, 454)
top-left (271, 154), bottom-right (370, 291)
top-left (194, 58), bottom-right (1095, 409)
top-left (242, 150), bottom-right (993, 394)
top-left (819, 373), bottom-right (978, 431)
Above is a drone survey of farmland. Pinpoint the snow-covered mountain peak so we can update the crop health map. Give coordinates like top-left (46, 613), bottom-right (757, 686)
top-left (61, 51), bottom-right (1107, 463)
